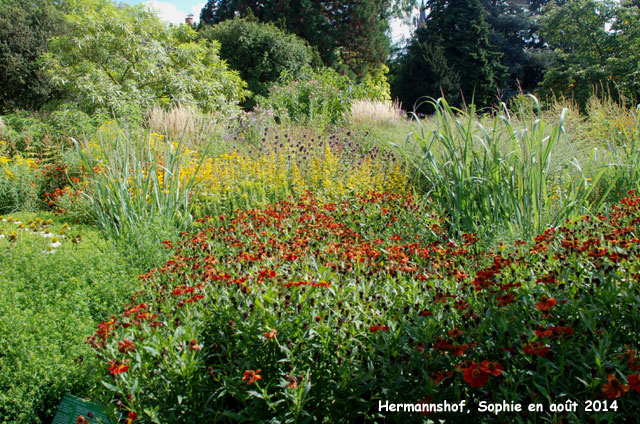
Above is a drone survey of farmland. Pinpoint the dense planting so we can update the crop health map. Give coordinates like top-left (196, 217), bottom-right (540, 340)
top-left (90, 192), bottom-right (640, 422)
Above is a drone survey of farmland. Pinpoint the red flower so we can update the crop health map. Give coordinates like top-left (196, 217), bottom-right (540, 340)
top-left (126, 412), bottom-right (138, 424)
top-left (628, 374), bottom-right (640, 393)
top-left (602, 374), bottom-right (630, 399)
top-left (462, 362), bottom-right (490, 388)
top-left (496, 294), bottom-right (515, 306)
top-left (431, 370), bottom-right (453, 385)
top-left (286, 374), bottom-right (298, 389)
top-left (161, 240), bottom-right (174, 249)
top-left (369, 324), bottom-right (390, 332)
top-left (535, 296), bottom-right (557, 311)
top-left (109, 361), bottom-right (129, 375)
top-left (479, 360), bottom-right (503, 377)
top-left (265, 329), bottom-right (278, 339)
top-left (524, 342), bottom-right (550, 357)
top-left (447, 328), bottom-right (463, 338)
top-left (118, 339), bottom-right (136, 354)
top-left (242, 369), bottom-right (262, 385)
top-left (450, 344), bottom-right (468, 357)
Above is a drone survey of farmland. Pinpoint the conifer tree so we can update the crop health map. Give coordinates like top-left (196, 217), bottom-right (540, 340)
top-left (424, 0), bottom-right (506, 107)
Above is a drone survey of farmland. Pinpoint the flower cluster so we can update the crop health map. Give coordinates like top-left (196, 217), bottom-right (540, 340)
top-left (88, 191), bottom-right (640, 422)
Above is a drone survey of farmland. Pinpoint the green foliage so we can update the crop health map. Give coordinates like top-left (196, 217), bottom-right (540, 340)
top-left (0, 160), bottom-right (40, 213)
top-left (0, 214), bottom-right (140, 423)
top-left (258, 67), bottom-right (391, 127)
top-left (0, 0), bottom-right (67, 113)
top-left (1, 106), bottom-right (106, 157)
top-left (43, 0), bottom-right (247, 117)
top-left (74, 125), bottom-right (201, 247)
top-left (200, 18), bottom-right (317, 109)
top-left (392, 0), bottom-right (506, 111)
top-left (199, 0), bottom-right (391, 78)
top-left (390, 28), bottom-right (460, 114)
top-left (88, 192), bottom-right (640, 422)
top-left (393, 96), bottom-right (611, 237)
top-left (539, 0), bottom-right (640, 109)
top-left (480, 0), bottom-right (549, 99)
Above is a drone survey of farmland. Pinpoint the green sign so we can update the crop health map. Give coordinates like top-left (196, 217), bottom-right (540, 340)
top-left (52, 394), bottom-right (113, 424)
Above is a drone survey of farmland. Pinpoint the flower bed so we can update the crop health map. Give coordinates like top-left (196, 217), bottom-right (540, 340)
top-left (90, 192), bottom-right (640, 423)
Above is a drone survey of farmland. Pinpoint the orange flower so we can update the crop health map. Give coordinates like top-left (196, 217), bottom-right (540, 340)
top-left (535, 295), bottom-right (557, 311)
top-left (189, 339), bottom-right (201, 351)
top-left (76, 417), bottom-right (89, 424)
top-left (462, 362), bottom-right (489, 388)
top-left (479, 360), bottom-right (503, 377)
top-left (265, 329), bottom-right (278, 339)
top-left (369, 324), bottom-right (390, 332)
top-left (628, 374), bottom-right (640, 393)
top-left (109, 361), bottom-right (129, 375)
top-left (447, 328), bottom-right (463, 338)
top-left (118, 339), bottom-right (136, 354)
top-left (524, 342), bottom-right (549, 357)
top-left (286, 374), bottom-right (298, 389)
top-left (602, 374), bottom-right (630, 399)
top-left (242, 369), bottom-right (262, 385)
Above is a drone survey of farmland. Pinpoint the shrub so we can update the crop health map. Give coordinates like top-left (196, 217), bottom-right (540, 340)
top-left (43, 0), bottom-right (247, 117)
top-left (258, 67), bottom-right (391, 127)
top-left (200, 17), bottom-right (318, 109)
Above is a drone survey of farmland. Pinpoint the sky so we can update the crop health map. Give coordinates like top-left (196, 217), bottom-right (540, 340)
top-left (120, 0), bottom-right (414, 44)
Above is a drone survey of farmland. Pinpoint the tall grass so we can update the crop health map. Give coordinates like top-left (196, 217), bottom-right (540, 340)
top-left (73, 127), bottom-right (203, 242)
top-left (349, 99), bottom-right (403, 127)
top-left (393, 96), bottom-right (613, 238)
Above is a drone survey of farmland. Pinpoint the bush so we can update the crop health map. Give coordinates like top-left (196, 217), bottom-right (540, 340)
top-left (200, 17), bottom-right (318, 109)
top-left (43, 0), bottom-right (247, 117)
top-left (258, 66), bottom-right (391, 127)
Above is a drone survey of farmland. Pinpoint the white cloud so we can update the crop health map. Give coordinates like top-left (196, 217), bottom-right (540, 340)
top-left (143, 1), bottom-right (193, 25)
top-left (390, 17), bottom-right (413, 44)
top-left (189, 2), bottom-right (206, 19)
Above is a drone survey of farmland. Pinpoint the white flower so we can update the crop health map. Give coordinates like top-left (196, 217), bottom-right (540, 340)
top-left (49, 241), bottom-right (62, 248)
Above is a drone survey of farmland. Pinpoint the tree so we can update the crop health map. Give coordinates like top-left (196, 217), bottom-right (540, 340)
top-left (480, 0), bottom-right (549, 99)
top-left (43, 0), bottom-right (247, 117)
top-left (539, 0), bottom-right (640, 108)
top-left (390, 27), bottom-right (460, 113)
top-left (199, 17), bottom-right (317, 109)
top-left (0, 0), bottom-right (67, 113)
top-left (393, 0), bottom-right (505, 109)
top-left (199, 0), bottom-right (391, 78)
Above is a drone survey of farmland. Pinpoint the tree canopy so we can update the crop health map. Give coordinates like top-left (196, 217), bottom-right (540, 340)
top-left (391, 0), bottom-right (506, 110)
top-left (200, 0), bottom-right (391, 78)
top-left (539, 0), bottom-right (640, 108)
top-left (199, 17), bottom-right (318, 109)
top-left (0, 0), bottom-right (67, 113)
top-left (43, 0), bottom-right (247, 116)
